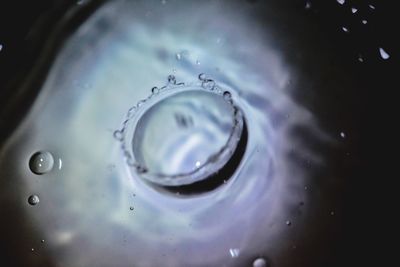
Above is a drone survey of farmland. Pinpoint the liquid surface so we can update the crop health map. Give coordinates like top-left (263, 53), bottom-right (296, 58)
top-left (0, 0), bottom-right (347, 266)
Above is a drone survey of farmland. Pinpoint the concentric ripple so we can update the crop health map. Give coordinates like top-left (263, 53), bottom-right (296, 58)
top-left (114, 75), bottom-right (245, 191)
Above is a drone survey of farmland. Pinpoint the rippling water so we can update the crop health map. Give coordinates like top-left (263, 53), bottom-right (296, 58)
top-left (0, 1), bottom-right (347, 266)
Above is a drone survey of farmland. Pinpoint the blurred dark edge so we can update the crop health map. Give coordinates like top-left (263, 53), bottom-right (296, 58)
top-left (0, 0), bottom-right (396, 266)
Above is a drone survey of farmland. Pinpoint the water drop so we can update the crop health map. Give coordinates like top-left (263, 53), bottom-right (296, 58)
top-left (340, 132), bottom-right (346, 138)
top-left (253, 257), bottom-right (268, 267)
top-left (229, 248), bottom-right (240, 258)
top-left (41, 239), bottom-right (45, 243)
top-left (31, 248), bottom-right (35, 252)
top-left (286, 220), bottom-right (292, 226)
top-left (336, 0), bottom-right (345, 5)
top-left (379, 47), bottom-right (390, 60)
top-left (151, 87), bottom-right (159, 94)
top-left (351, 7), bottom-right (357, 13)
top-left (305, 1), bottom-right (311, 9)
top-left (175, 53), bottom-right (181, 60)
top-left (362, 19), bottom-right (368, 24)
top-left (29, 151), bottom-right (54, 175)
top-left (342, 26), bottom-right (349, 33)
top-left (130, 206), bottom-right (134, 211)
top-left (28, 195), bottom-right (40, 206)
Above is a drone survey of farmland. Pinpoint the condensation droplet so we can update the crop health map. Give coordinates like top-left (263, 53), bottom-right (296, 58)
top-left (337, 0), bottom-right (345, 5)
top-left (253, 257), bottom-right (268, 267)
top-left (351, 7), bottom-right (357, 13)
top-left (29, 151), bottom-right (54, 175)
top-left (28, 195), bottom-right (40, 206)
top-left (379, 47), bottom-right (390, 60)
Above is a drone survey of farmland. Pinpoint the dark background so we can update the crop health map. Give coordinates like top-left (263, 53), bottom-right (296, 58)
top-left (0, 0), bottom-right (396, 266)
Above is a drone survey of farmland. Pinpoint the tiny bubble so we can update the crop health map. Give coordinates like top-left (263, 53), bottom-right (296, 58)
top-left (167, 75), bottom-right (176, 84)
top-left (28, 195), bottom-right (40, 206)
top-left (223, 91), bottom-right (232, 100)
top-left (362, 19), bottom-right (367, 24)
top-left (351, 7), bottom-right (357, 13)
top-left (340, 132), bottom-right (346, 138)
top-left (113, 130), bottom-right (123, 141)
top-left (305, 1), bottom-right (311, 9)
top-left (342, 26), bottom-right (349, 33)
top-left (130, 206), bottom-right (134, 211)
top-left (198, 73), bottom-right (206, 81)
top-left (368, 4), bottom-right (375, 10)
top-left (175, 53), bottom-right (181, 60)
top-left (151, 87), bottom-right (159, 94)
top-left (286, 220), bottom-right (292, 226)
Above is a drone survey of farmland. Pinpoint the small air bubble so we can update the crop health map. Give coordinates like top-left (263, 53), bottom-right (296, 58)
top-left (342, 26), bottom-right (349, 33)
top-left (31, 248), bottom-right (35, 252)
top-left (175, 53), bottom-right (181, 60)
top-left (337, 0), bottom-right (345, 5)
top-left (368, 4), bottom-right (375, 10)
top-left (151, 87), bottom-right (159, 94)
top-left (29, 151), bottom-right (54, 175)
top-left (286, 220), bottom-right (292, 226)
top-left (28, 195), bottom-right (40, 206)
top-left (253, 257), bottom-right (268, 267)
top-left (223, 91), bottom-right (232, 100)
top-left (357, 55), bottom-right (364, 62)
top-left (41, 239), bottom-right (45, 243)
top-left (195, 161), bottom-right (201, 168)
top-left (198, 73), bottom-right (206, 81)
top-left (340, 132), bottom-right (346, 138)
top-left (167, 75), bottom-right (176, 84)
top-left (196, 60), bottom-right (201, 65)
top-left (305, 1), bottom-right (311, 9)
top-left (0, 44), bottom-right (3, 51)
top-left (362, 19), bottom-right (368, 24)
top-left (379, 47), bottom-right (390, 60)
top-left (351, 7), bottom-right (357, 13)
top-left (330, 211), bottom-right (335, 216)
top-left (130, 206), bottom-right (134, 211)
top-left (113, 130), bottom-right (123, 141)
